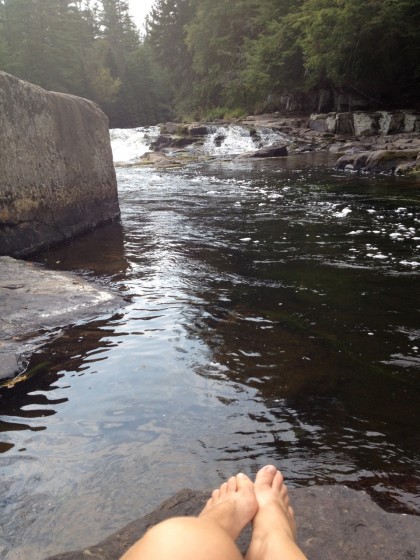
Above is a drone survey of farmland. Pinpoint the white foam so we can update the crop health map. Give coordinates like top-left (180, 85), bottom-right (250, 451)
top-left (110, 127), bottom-right (160, 165)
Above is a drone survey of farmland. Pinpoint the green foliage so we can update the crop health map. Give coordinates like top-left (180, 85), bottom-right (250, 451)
top-left (190, 106), bottom-right (247, 122)
top-left (91, 66), bottom-right (122, 104)
top-left (145, 0), bottom-right (195, 111)
top-left (0, 0), bottom-right (172, 126)
top-left (295, 0), bottom-right (420, 104)
top-left (0, 0), bottom-right (418, 125)
top-left (184, 0), bottom-right (260, 110)
top-left (241, 0), bottom-right (306, 107)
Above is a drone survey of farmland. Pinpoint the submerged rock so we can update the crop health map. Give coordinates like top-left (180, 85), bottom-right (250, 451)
top-left (44, 486), bottom-right (420, 560)
top-left (0, 71), bottom-right (119, 257)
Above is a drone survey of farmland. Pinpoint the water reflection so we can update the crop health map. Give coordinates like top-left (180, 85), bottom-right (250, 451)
top-left (0, 157), bottom-right (419, 559)
top-left (29, 221), bottom-right (130, 281)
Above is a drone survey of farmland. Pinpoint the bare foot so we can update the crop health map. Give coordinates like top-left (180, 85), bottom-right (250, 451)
top-left (199, 473), bottom-right (258, 540)
top-left (246, 465), bottom-right (307, 560)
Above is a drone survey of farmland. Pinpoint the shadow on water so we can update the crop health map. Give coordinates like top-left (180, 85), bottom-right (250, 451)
top-left (28, 221), bottom-right (131, 281)
top-left (1, 155), bottom-right (419, 559)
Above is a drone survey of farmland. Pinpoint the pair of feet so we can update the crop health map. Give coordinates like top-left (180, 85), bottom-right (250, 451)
top-left (200, 465), bottom-right (306, 560)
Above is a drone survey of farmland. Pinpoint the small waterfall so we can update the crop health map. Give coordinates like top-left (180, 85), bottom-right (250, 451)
top-left (110, 124), bottom-right (290, 165)
top-left (110, 126), bottom-right (160, 165)
top-left (202, 124), bottom-right (289, 157)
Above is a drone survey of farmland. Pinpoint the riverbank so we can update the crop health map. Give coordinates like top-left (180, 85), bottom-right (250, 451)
top-left (45, 485), bottom-right (420, 560)
top-left (135, 111), bottom-right (420, 174)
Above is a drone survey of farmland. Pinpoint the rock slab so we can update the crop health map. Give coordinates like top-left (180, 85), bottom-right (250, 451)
top-left (0, 256), bottom-right (122, 381)
top-left (0, 71), bottom-right (120, 257)
top-left (45, 486), bottom-right (419, 560)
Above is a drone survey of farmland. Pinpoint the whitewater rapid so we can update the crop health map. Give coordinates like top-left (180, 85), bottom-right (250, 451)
top-left (110, 124), bottom-right (289, 165)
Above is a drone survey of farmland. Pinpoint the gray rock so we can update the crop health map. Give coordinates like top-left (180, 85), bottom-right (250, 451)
top-left (188, 124), bottom-right (209, 136)
top-left (0, 256), bottom-right (123, 382)
top-left (0, 71), bottom-right (119, 257)
top-left (335, 112), bottom-right (355, 134)
top-left (365, 149), bottom-right (419, 172)
top-left (336, 149), bottom-right (419, 173)
top-left (336, 151), bottom-right (370, 170)
top-left (395, 161), bottom-right (417, 175)
top-left (240, 145), bottom-right (288, 159)
top-left (44, 486), bottom-right (420, 560)
top-left (404, 113), bottom-right (420, 133)
top-left (309, 113), bottom-right (328, 132)
top-left (353, 112), bottom-right (380, 136)
top-left (378, 111), bottom-right (405, 135)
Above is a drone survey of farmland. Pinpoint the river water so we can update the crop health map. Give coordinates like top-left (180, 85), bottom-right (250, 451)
top-left (1, 127), bottom-right (420, 559)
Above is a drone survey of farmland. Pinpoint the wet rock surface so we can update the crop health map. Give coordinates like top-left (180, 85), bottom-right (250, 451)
top-left (0, 256), bottom-right (123, 382)
top-left (45, 486), bottom-right (420, 560)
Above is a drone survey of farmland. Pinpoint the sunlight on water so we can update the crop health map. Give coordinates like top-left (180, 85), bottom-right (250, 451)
top-left (1, 150), bottom-right (419, 560)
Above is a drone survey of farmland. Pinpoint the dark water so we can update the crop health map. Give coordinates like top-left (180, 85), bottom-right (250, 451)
top-left (1, 154), bottom-right (419, 559)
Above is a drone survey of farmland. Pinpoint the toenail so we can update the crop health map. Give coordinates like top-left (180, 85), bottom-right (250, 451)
top-left (263, 465), bottom-right (277, 473)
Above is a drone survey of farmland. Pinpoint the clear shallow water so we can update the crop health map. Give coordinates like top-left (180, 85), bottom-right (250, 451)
top-left (1, 154), bottom-right (420, 559)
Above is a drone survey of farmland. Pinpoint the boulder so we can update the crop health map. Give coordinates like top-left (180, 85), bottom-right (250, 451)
top-left (309, 113), bottom-right (328, 132)
top-left (152, 134), bottom-right (202, 150)
top-left (44, 486), bottom-right (420, 560)
top-left (241, 145), bottom-right (288, 158)
top-left (335, 112), bottom-right (354, 134)
top-left (336, 149), bottom-right (419, 173)
top-left (404, 112), bottom-right (420, 133)
top-left (151, 134), bottom-right (174, 149)
top-left (378, 111), bottom-right (405, 135)
top-left (306, 115), bottom-right (338, 135)
top-left (0, 72), bottom-right (119, 257)
top-left (159, 122), bottom-right (188, 135)
top-left (188, 124), bottom-right (209, 136)
top-left (365, 149), bottom-right (419, 172)
top-left (353, 112), bottom-right (380, 136)
top-left (336, 151), bottom-right (370, 170)
top-left (395, 161), bottom-right (417, 175)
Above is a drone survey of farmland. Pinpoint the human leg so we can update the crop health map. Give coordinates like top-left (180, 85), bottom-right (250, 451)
top-left (121, 472), bottom-right (257, 560)
top-left (246, 465), bottom-right (307, 560)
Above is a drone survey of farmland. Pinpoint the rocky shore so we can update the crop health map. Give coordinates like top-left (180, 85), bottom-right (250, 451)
top-left (137, 110), bottom-right (420, 175)
top-left (45, 486), bottom-right (419, 560)
top-left (0, 256), bottom-right (124, 384)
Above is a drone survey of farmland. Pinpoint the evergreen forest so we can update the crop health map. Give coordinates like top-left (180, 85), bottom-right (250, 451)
top-left (0, 0), bottom-right (419, 127)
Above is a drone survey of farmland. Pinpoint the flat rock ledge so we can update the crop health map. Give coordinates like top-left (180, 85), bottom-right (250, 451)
top-left (0, 256), bottom-right (123, 382)
top-left (45, 486), bottom-right (419, 560)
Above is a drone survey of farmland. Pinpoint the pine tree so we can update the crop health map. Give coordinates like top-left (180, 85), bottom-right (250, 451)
top-left (145, 0), bottom-right (194, 114)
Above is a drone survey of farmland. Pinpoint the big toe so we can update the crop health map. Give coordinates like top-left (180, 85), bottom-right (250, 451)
top-left (255, 464), bottom-right (277, 488)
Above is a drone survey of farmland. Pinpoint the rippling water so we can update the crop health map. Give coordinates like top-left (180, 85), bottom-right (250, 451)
top-left (1, 153), bottom-right (419, 559)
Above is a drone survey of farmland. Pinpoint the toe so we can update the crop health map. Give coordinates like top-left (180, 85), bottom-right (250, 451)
top-left (220, 482), bottom-right (228, 496)
top-left (227, 475), bottom-right (237, 493)
top-left (255, 464), bottom-right (277, 487)
top-left (272, 470), bottom-right (284, 492)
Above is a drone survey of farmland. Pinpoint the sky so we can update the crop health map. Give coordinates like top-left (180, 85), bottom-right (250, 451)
top-left (127, 0), bottom-right (155, 30)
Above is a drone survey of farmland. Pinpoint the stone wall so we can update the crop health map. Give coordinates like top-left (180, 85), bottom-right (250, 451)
top-left (0, 71), bottom-right (120, 256)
